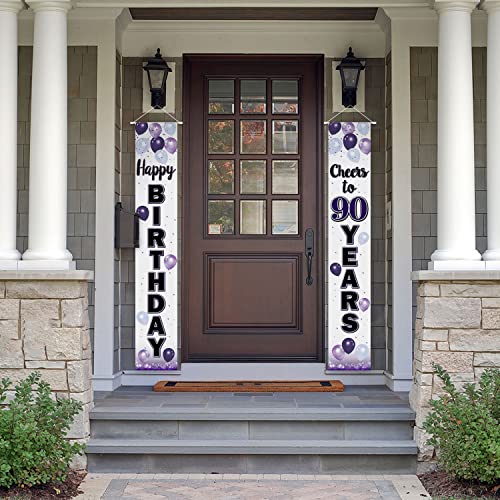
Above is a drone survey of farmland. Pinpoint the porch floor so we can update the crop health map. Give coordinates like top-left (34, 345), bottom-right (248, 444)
top-left (92, 385), bottom-right (412, 417)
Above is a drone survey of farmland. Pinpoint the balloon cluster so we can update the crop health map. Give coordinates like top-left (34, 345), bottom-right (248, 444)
top-left (135, 347), bottom-right (178, 370)
top-left (328, 121), bottom-right (371, 160)
top-left (135, 121), bottom-right (178, 158)
top-left (329, 340), bottom-right (371, 370)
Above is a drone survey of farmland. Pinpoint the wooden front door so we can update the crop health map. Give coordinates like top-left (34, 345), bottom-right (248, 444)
top-left (183, 55), bottom-right (323, 362)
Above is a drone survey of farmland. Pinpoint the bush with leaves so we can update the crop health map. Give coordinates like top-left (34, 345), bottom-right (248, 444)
top-left (0, 371), bottom-right (84, 488)
top-left (423, 364), bottom-right (500, 485)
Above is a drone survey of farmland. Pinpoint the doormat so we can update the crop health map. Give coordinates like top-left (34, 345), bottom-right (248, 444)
top-left (153, 380), bottom-right (344, 392)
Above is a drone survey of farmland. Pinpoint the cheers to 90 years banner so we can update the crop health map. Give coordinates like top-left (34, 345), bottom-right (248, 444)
top-left (135, 122), bottom-right (178, 370)
top-left (327, 122), bottom-right (372, 370)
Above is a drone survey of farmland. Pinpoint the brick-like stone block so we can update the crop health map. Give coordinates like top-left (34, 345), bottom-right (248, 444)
top-left (482, 309), bottom-right (500, 329)
top-left (67, 359), bottom-right (92, 392)
top-left (25, 360), bottom-right (66, 369)
top-left (0, 338), bottom-right (24, 368)
top-left (449, 329), bottom-right (500, 352)
top-left (0, 282), bottom-right (5, 298)
top-left (0, 299), bottom-right (19, 319)
top-left (474, 352), bottom-right (500, 367)
top-left (0, 368), bottom-right (69, 391)
top-left (418, 283), bottom-right (440, 297)
top-left (8, 281), bottom-right (86, 299)
top-left (422, 298), bottom-right (481, 328)
top-left (421, 351), bottom-right (473, 373)
top-left (62, 299), bottom-right (87, 328)
top-left (436, 342), bottom-right (449, 351)
top-left (482, 298), bottom-right (500, 308)
top-left (46, 328), bottom-right (83, 361)
top-left (21, 299), bottom-right (60, 322)
top-left (421, 329), bottom-right (448, 341)
top-left (67, 403), bottom-right (90, 439)
top-left (0, 320), bottom-right (19, 340)
top-left (440, 283), bottom-right (500, 298)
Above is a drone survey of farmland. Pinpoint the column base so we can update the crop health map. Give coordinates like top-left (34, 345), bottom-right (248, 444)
top-left (428, 260), bottom-right (485, 270)
top-left (482, 248), bottom-right (500, 262)
top-left (17, 260), bottom-right (76, 271)
top-left (0, 249), bottom-right (21, 261)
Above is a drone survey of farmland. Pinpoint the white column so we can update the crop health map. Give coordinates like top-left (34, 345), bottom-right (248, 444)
top-left (21, 0), bottom-right (73, 269)
top-left (0, 1), bottom-right (23, 268)
top-left (430, 0), bottom-right (482, 270)
top-left (483, 0), bottom-right (500, 268)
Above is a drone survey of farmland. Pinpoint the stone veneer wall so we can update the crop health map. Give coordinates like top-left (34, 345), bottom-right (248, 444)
top-left (0, 273), bottom-right (93, 469)
top-left (410, 275), bottom-right (500, 468)
top-left (410, 47), bottom-right (487, 321)
top-left (16, 46), bottom-right (97, 353)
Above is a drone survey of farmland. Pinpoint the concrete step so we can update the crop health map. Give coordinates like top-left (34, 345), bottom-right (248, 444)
top-left (90, 418), bottom-right (414, 441)
top-left (87, 438), bottom-right (417, 455)
top-left (86, 439), bottom-right (417, 474)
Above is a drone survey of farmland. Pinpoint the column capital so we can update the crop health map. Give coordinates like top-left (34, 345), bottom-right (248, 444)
top-left (482, 0), bottom-right (500, 13)
top-left (26, 0), bottom-right (72, 13)
top-left (0, 0), bottom-right (24, 13)
top-left (433, 0), bottom-right (479, 14)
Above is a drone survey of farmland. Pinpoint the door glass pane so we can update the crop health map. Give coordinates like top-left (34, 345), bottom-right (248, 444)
top-left (272, 160), bottom-right (298, 194)
top-left (272, 120), bottom-right (298, 154)
top-left (240, 80), bottom-right (266, 113)
top-left (208, 80), bottom-right (234, 114)
top-left (240, 200), bottom-right (266, 235)
top-left (272, 200), bottom-right (298, 235)
top-left (240, 160), bottom-right (266, 194)
top-left (272, 80), bottom-right (298, 114)
top-left (208, 120), bottom-right (234, 154)
top-left (240, 120), bottom-right (266, 154)
top-left (208, 200), bottom-right (234, 234)
top-left (208, 160), bottom-right (234, 194)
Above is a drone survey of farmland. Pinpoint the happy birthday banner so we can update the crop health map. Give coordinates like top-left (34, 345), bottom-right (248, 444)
top-left (135, 122), bottom-right (178, 371)
top-left (327, 122), bottom-right (371, 370)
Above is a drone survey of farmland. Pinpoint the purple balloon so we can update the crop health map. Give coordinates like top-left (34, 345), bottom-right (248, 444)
top-left (163, 348), bottom-right (175, 362)
top-left (328, 121), bottom-right (341, 135)
top-left (165, 137), bottom-right (177, 154)
top-left (332, 344), bottom-right (346, 361)
top-left (149, 122), bottom-right (163, 138)
top-left (135, 122), bottom-right (148, 135)
top-left (136, 205), bottom-right (149, 221)
top-left (137, 349), bottom-right (149, 363)
top-left (341, 122), bottom-right (355, 134)
top-left (164, 254), bottom-right (177, 271)
top-left (330, 262), bottom-right (342, 276)
top-left (151, 136), bottom-right (165, 153)
top-left (359, 138), bottom-right (371, 155)
top-left (359, 297), bottom-right (371, 312)
top-left (343, 133), bottom-right (357, 150)
top-left (342, 338), bottom-right (356, 355)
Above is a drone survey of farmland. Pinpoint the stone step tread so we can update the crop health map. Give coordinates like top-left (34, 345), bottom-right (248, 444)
top-left (86, 439), bottom-right (418, 455)
top-left (89, 408), bottom-right (415, 421)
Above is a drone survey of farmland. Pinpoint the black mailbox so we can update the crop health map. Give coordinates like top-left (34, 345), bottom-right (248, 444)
top-left (115, 202), bottom-right (139, 249)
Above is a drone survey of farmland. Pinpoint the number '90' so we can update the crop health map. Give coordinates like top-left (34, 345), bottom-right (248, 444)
top-left (331, 196), bottom-right (369, 222)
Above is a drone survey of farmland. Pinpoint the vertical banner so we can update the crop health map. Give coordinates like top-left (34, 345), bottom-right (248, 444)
top-left (327, 122), bottom-right (371, 370)
top-left (135, 122), bottom-right (178, 370)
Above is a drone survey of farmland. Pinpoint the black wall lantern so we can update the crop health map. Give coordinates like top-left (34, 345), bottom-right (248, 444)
top-left (143, 48), bottom-right (172, 109)
top-left (336, 47), bottom-right (365, 108)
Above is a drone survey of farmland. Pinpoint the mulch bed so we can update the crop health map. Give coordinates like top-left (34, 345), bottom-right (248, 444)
top-left (0, 471), bottom-right (86, 499)
top-left (419, 469), bottom-right (500, 499)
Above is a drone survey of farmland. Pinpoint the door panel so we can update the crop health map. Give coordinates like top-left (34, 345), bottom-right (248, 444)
top-left (183, 55), bottom-right (323, 361)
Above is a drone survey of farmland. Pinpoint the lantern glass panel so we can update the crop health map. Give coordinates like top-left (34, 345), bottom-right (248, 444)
top-left (149, 69), bottom-right (166, 89)
top-left (342, 68), bottom-right (360, 89)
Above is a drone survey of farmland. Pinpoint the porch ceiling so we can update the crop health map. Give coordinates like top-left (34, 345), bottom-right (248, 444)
top-left (129, 7), bottom-right (378, 21)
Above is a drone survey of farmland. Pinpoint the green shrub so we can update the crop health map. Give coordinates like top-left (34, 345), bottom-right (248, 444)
top-left (423, 364), bottom-right (500, 485)
top-left (0, 371), bottom-right (84, 488)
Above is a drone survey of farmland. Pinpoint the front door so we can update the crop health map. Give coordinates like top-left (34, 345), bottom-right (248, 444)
top-left (183, 55), bottom-right (323, 362)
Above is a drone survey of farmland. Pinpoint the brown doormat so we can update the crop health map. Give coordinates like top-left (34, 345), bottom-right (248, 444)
top-left (153, 380), bottom-right (344, 392)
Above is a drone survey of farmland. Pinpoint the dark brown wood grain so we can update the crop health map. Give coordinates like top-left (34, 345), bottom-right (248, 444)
top-left (182, 55), bottom-right (324, 362)
top-left (130, 8), bottom-right (378, 21)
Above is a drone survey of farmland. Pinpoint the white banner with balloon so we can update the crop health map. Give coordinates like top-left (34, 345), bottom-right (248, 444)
top-left (327, 121), bottom-right (372, 371)
top-left (134, 121), bottom-right (179, 371)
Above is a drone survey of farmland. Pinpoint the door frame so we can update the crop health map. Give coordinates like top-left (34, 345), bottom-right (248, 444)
top-left (181, 54), bottom-right (325, 363)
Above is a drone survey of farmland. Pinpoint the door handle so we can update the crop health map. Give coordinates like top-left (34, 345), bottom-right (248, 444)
top-left (305, 228), bottom-right (314, 286)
